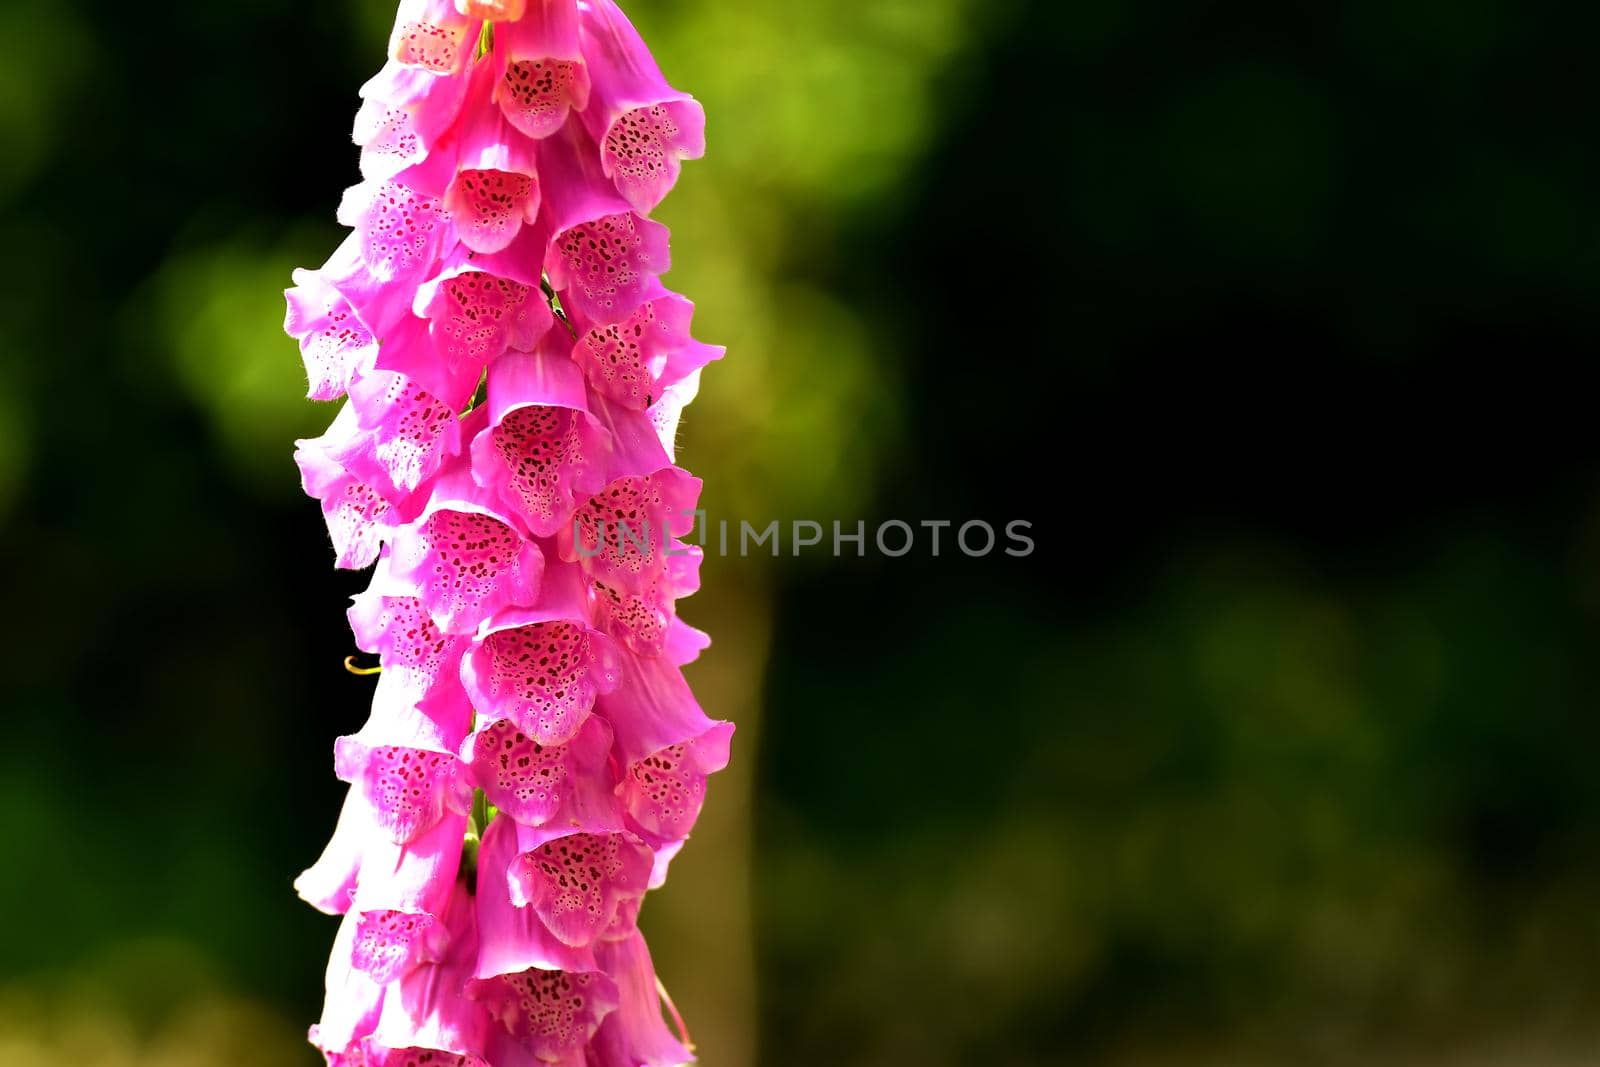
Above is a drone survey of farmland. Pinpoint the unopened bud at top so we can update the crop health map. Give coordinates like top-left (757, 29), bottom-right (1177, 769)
top-left (456, 0), bottom-right (526, 20)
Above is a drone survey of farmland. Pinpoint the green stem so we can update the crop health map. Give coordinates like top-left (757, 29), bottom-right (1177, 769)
top-left (470, 787), bottom-right (490, 840)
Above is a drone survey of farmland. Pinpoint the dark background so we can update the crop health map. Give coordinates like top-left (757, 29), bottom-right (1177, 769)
top-left (2, 1), bottom-right (1599, 1063)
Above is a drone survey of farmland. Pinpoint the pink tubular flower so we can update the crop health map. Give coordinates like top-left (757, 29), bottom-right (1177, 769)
top-left (443, 69), bottom-right (544, 255)
top-left (459, 562), bottom-right (622, 745)
top-left (492, 0), bottom-right (590, 140)
top-left (576, 0), bottom-right (705, 216)
top-left (288, 2), bottom-right (728, 1063)
top-left (468, 344), bottom-right (610, 538)
top-left (285, 268), bottom-right (379, 402)
top-left (354, 60), bottom-right (473, 182)
top-left (388, 464), bottom-right (547, 635)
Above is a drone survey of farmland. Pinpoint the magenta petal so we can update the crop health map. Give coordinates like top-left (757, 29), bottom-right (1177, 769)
top-left (341, 369), bottom-right (462, 498)
top-left (646, 367), bottom-right (700, 463)
top-left (587, 558), bottom-right (701, 659)
top-left (371, 314), bottom-right (482, 413)
top-left (537, 122), bottom-right (672, 325)
top-left (546, 208), bottom-right (672, 326)
top-left (348, 560), bottom-right (474, 747)
top-left (469, 347), bottom-right (609, 537)
top-left (365, 1047), bottom-right (491, 1067)
top-left (663, 614), bottom-right (710, 666)
top-left (443, 60), bottom-right (543, 254)
top-left (462, 713), bottom-right (613, 827)
top-left (589, 932), bottom-right (692, 1067)
top-left (312, 910), bottom-right (388, 1056)
top-left (569, 290), bottom-right (697, 410)
top-left (355, 60), bottom-right (472, 181)
top-left (387, 466), bottom-right (546, 635)
top-left (504, 827), bottom-right (652, 948)
top-left (356, 808), bottom-right (470, 917)
top-left (446, 167), bottom-right (541, 256)
top-left (474, 815), bottom-right (599, 977)
top-left (559, 466), bottom-right (702, 590)
top-left (413, 254), bottom-right (555, 394)
top-left (388, 0), bottom-right (480, 74)
top-left (333, 736), bottom-right (472, 844)
top-left (295, 424), bottom-right (402, 570)
top-left (372, 880), bottom-right (492, 1056)
top-left (460, 607), bottom-right (618, 746)
top-left (296, 787), bottom-right (371, 915)
top-left (500, 731), bottom-right (627, 854)
top-left (285, 268), bottom-right (378, 401)
top-left (621, 719), bottom-right (733, 844)
top-left (584, 388), bottom-right (675, 486)
top-left (337, 180), bottom-right (452, 294)
top-left (492, 0), bottom-right (590, 139)
top-left (594, 98), bottom-right (704, 216)
top-left (342, 667), bottom-right (468, 755)
top-left (472, 965), bottom-right (618, 1066)
top-left (351, 908), bottom-right (447, 985)
top-left (642, 837), bottom-right (683, 892)
top-left (577, 0), bottom-right (705, 215)
top-left (298, 786), bottom-right (465, 918)
top-left (599, 649), bottom-right (724, 767)
top-left (660, 336), bottom-right (723, 397)
top-left (481, 340), bottom-right (590, 427)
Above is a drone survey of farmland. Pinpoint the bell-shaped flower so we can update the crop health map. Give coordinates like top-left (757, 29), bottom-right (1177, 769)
top-left (439, 59), bottom-right (544, 253)
top-left (285, 267), bottom-right (379, 402)
top-left (295, 417), bottom-right (419, 570)
top-left (410, 246), bottom-right (554, 409)
top-left (370, 879), bottom-right (494, 1060)
top-left (355, 59), bottom-right (474, 182)
top-left (468, 343), bottom-right (609, 537)
top-left (294, 780), bottom-right (468, 918)
top-left (336, 183), bottom-right (454, 310)
top-left (577, 0), bottom-right (704, 216)
top-left (461, 712), bottom-right (613, 828)
top-left (333, 725), bottom-right (473, 847)
top-left (561, 466), bottom-right (701, 596)
top-left (491, 0), bottom-right (589, 139)
top-left (474, 814), bottom-right (600, 976)
top-left (588, 932), bottom-right (692, 1067)
top-left (339, 366), bottom-right (464, 498)
top-left (389, 0), bottom-right (481, 75)
top-left (537, 121), bottom-right (670, 325)
top-left (310, 910), bottom-right (389, 1062)
top-left (598, 625), bottom-right (724, 888)
top-left (502, 822), bottom-right (652, 949)
top-left (472, 965), bottom-right (619, 1067)
top-left (568, 286), bottom-right (720, 411)
top-left (349, 553), bottom-right (475, 737)
top-left (388, 458), bottom-right (546, 635)
top-left (471, 714), bottom-right (650, 951)
top-left (296, 692), bottom-right (473, 919)
top-left (460, 562), bottom-right (621, 744)
top-left (619, 718), bottom-right (733, 847)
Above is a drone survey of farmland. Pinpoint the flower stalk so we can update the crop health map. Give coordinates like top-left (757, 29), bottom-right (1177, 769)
top-left (284, 2), bottom-right (728, 1063)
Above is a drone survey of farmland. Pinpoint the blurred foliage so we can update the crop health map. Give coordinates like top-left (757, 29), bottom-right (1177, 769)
top-left (153, 230), bottom-right (335, 486)
top-left (0, 942), bottom-right (305, 1066)
top-left (762, 541), bottom-right (1600, 1064)
top-left (2, 1), bottom-right (1600, 1066)
top-left (0, 6), bottom-right (89, 199)
top-left (0, 940), bottom-right (305, 1067)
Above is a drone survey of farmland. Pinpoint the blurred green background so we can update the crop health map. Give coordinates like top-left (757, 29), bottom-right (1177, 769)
top-left (3, 0), bottom-right (1600, 1063)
